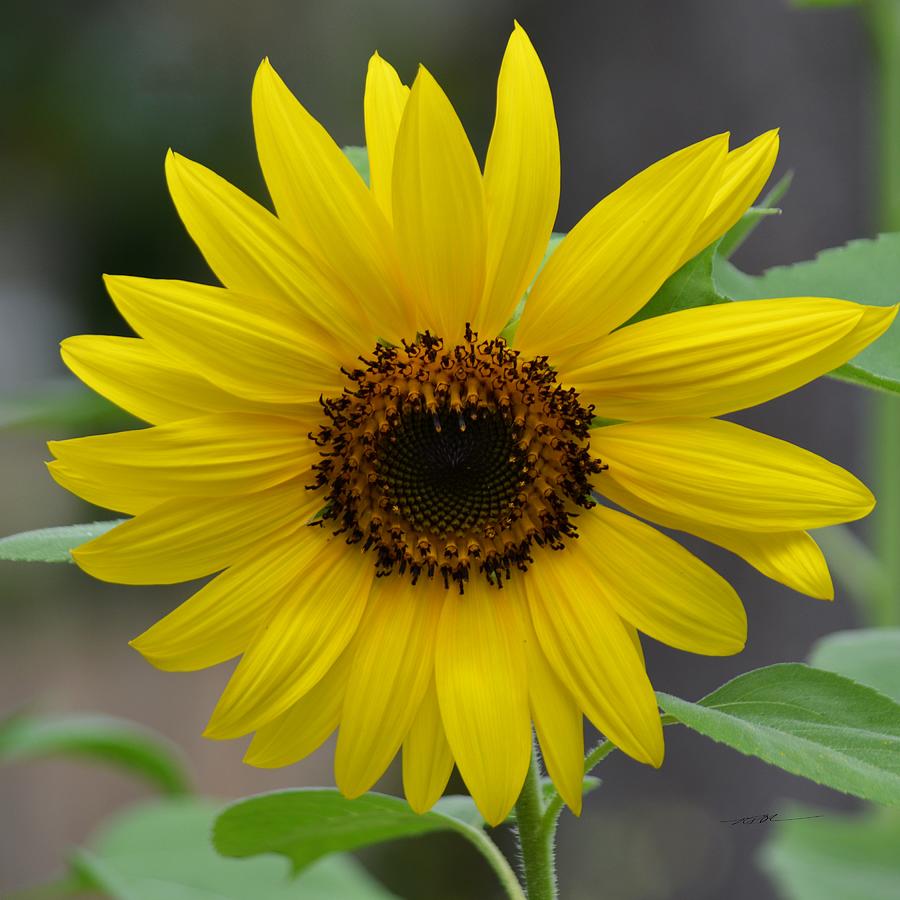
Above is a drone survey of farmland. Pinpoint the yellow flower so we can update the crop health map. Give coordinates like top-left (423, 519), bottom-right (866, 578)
top-left (49, 24), bottom-right (895, 826)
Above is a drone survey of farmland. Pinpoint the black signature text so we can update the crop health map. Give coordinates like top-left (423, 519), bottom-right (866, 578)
top-left (720, 812), bottom-right (824, 826)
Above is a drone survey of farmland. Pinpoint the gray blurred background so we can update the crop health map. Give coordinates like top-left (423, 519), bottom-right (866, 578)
top-left (0, 1), bottom-right (879, 897)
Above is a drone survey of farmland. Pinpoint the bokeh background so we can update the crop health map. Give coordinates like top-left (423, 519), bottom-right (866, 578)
top-left (0, 1), bottom-right (880, 897)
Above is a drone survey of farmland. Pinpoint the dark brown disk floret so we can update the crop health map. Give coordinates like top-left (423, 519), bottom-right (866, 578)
top-left (308, 325), bottom-right (607, 592)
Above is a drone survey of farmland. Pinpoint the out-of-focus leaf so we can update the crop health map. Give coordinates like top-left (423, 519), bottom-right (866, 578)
top-left (214, 789), bottom-right (497, 873)
top-left (813, 525), bottom-right (885, 612)
top-left (759, 805), bottom-right (900, 900)
top-left (0, 520), bottom-right (124, 562)
top-left (716, 234), bottom-right (900, 393)
top-left (0, 713), bottom-right (190, 795)
top-left (809, 629), bottom-right (900, 703)
top-left (343, 146), bottom-right (370, 186)
top-left (790, 0), bottom-right (858, 7)
top-left (432, 794), bottom-right (485, 828)
top-left (0, 379), bottom-right (124, 430)
top-left (69, 798), bottom-right (397, 899)
top-left (717, 170), bottom-right (792, 259)
top-left (657, 663), bottom-right (900, 806)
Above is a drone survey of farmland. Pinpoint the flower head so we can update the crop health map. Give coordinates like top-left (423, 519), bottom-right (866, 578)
top-left (50, 24), bottom-right (895, 825)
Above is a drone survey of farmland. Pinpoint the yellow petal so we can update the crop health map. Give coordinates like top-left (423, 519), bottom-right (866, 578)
top-left (72, 479), bottom-right (312, 585)
top-left (49, 413), bottom-right (315, 500)
top-left (598, 476), bottom-right (833, 600)
top-left (130, 523), bottom-right (310, 672)
top-left (104, 275), bottom-right (344, 405)
top-left (364, 52), bottom-right (409, 224)
top-left (568, 299), bottom-right (897, 420)
top-left (511, 581), bottom-right (584, 816)
top-left (578, 506), bottom-right (746, 655)
top-left (593, 418), bottom-right (875, 532)
top-left (335, 577), bottom-right (443, 798)
top-left (402, 676), bottom-right (454, 814)
top-left (205, 535), bottom-right (372, 739)
top-left (392, 67), bottom-right (486, 341)
top-left (479, 23), bottom-right (559, 339)
top-left (165, 150), bottom-right (373, 352)
top-left (678, 129), bottom-right (780, 266)
top-left (525, 544), bottom-right (664, 768)
top-left (252, 60), bottom-right (412, 336)
top-left (725, 529), bottom-right (833, 600)
top-left (48, 461), bottom-right (158, 516)
top-left (515, 134), bottom-right (728, 365)
top-left (435, 583), bottom-right (531, 826)
top-left (244, 639), bottom-right (357, 768)
top-left (60, 335), bottom-right (274, 425)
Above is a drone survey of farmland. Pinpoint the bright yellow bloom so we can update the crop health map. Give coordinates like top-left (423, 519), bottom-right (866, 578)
top-left (50, 24), bottom-right (895, 826)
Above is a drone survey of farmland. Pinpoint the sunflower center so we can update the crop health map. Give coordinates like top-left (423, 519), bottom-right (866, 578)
top-left (309, 327), bottom-right (606, 591)
top-left (376, 408), bottom-right (521, 535)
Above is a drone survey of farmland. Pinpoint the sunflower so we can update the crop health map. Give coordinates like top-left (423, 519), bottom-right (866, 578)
top-left (49, 24), bottom-right (895, 826)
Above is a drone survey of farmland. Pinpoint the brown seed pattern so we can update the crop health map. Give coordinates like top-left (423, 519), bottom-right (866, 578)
top-left (309, 326), bottom-right (606, 591)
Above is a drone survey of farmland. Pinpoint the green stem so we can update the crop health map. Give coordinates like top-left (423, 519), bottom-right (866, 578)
top-left (541, 737), bottom-right (616, 833)
top-left (866, 0), bottom-right (900, 230)
top-left (514, 742), bottom-right (557, 900)
top-left (540, 790), bottom-right (566, 838)
top-left (864, 0), bottom-right (900, 627)
top-left (582, 736), bottom-right (617, 772)
top-left (872, 400), bottom-right (900, 626)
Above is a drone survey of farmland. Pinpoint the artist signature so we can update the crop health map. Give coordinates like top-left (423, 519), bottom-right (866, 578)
top-left (720, 813), bottom-right (824, 825)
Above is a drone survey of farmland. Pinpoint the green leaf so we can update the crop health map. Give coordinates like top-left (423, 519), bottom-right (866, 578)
top-left (0, 713), bottom-right (190, 795)
top-left (656, 663), bottom-right (900, 806)
top-left (809, 629), bottom-right (900, 703)
top-left (69, 797), bottom-right (397, 899)
top-left (717, 170), bottom-right (792, 259)
top-left (759, 805), bottom-right (900, 900)
top-left (343, 146), bottom-right (370, 187)
top-left (0, 520), bottom-right (124, 562)
top-left (214, 789), bottom-right (498, 873)
top-left (431, 794), bottom-right (485, 828)
top-left (716, 234), bottom-right (900, 393)
top-left (622, 242), bottom-right (728, 328)
top-left (507, 230), bottom-right (729, 341)
top-left (459, 225), bottom-right (900, 395)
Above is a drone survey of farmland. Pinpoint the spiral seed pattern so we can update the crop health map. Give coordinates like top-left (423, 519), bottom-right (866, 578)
top-left (309, 326), bottom-right (606, 591)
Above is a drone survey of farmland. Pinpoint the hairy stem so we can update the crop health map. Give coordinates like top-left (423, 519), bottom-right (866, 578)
top-left (514, 742), bottom-right (557, 899)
